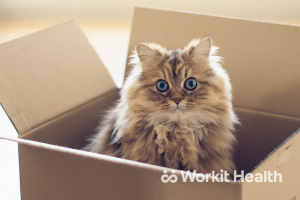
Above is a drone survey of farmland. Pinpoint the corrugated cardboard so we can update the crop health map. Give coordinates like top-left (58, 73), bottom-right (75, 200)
top-left (0, 7), bottom-right (300, 200)
top-left (126, 8), bottom-right (300, 119)
top-left (0, 20), bottom-right (116, 135)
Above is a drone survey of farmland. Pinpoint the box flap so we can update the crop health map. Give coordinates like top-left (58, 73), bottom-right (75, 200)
top-left (126, 7), bottom-right (300, 118)
top-left (0, 20), bottom-right (116, 135)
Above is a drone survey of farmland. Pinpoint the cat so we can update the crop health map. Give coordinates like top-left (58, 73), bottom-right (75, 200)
top-left (84, 36), bottom-right (239, 174)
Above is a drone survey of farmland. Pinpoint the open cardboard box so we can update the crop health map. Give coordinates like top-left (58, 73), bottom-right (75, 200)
top-left (0, 7), bottom-right (300, 200)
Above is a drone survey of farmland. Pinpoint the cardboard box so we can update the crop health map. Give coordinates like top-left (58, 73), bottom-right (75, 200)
top-left (1, 7), bottom-right (300, 200)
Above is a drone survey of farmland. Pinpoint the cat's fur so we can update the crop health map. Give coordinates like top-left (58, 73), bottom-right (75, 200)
top-left (84, 37), bottom-right (238, 174)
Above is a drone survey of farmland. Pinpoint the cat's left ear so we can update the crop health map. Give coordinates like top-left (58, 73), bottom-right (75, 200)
top-left (186, 36), bottom-right (212, 63)
top-left (136, 43), bottom-right (162, 68)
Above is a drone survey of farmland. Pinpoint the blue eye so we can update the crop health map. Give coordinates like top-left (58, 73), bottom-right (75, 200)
top-left (156, 80), bottom-right (169, 92)
top-left (185, 78), bottom-right (197, 90)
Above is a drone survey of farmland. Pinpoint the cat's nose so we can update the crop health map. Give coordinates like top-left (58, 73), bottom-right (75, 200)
top-left (172, 98), bottom-right (182, 105)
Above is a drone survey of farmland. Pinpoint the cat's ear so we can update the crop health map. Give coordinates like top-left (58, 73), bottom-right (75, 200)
top-left (186, 36), bottom-right (212, 63)
top-left (136, 43), bottom-right (161, 68)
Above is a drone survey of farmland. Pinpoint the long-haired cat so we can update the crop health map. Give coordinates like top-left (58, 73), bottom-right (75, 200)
top-left (84, 37), bottom-right (239, 174)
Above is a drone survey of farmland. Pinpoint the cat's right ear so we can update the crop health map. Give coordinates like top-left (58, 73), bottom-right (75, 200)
top-left (184, 37), bottom-right (212, 64)
top-left (136, 43), bottom-right (161, 68)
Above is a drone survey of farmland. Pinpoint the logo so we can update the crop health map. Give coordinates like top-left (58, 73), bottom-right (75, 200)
top-left (161, 169), bottom-right (283, 183)
top-left (161, 170), bottom-right (178, 183)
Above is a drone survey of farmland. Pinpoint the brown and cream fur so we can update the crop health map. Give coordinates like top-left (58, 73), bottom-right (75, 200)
top-left (84, 37), bottom-right (239, 174)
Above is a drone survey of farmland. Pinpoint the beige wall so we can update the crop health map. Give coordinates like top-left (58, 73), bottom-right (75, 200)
top-left (1, 0), bottom-right (300, 25)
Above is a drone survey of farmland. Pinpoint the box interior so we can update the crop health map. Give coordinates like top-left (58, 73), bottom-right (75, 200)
top-left (21, 89), bottom-right (119, 150)
top-left (20, 97), bottom-right (300, 174)
top-left (233, 108), bottom-right (300, 173)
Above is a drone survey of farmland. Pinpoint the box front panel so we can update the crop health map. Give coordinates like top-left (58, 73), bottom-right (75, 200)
top-left (18, 142), bottom-right (241, 200)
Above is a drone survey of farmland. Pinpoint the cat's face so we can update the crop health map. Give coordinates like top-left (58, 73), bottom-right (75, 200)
top-left (126, 37), bottom-right (230, 123)
top-left (137, 50), bottom-right (213, 113)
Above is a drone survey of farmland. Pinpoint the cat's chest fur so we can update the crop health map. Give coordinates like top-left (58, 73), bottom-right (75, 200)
top-left (122, 121), bottom-right (206, 171)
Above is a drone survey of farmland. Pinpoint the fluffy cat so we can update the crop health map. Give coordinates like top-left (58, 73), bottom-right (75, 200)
top-left (84, 37), bottom-right (239, 174)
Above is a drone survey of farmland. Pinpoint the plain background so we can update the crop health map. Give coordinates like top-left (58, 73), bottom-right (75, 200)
top-left (0, 1), bottom-right (300, 199)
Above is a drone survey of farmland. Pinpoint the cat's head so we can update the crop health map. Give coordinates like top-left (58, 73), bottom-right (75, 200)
top-left (123, 37), bottom-right (235, 125)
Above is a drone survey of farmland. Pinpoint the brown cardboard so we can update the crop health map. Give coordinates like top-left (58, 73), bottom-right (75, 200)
top-left (0, 7), bottom-right (300, 200)
top-left (0, 20), bottom-right (116, 135)
top-left (234, 108), bottom-right (300, 174)
top-left (2, 137), bottom-right (238, 200)
top-left (242, 130), bottom-right (300, 200)
top-left (126, 7), bottom-right (300, 118)
top-left (21, 88), bottom-right (119, 149)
